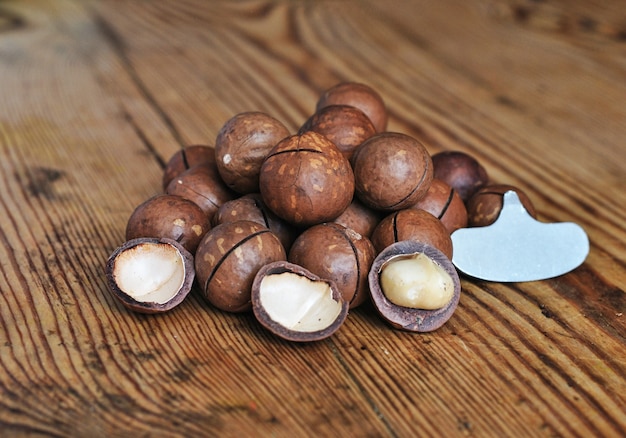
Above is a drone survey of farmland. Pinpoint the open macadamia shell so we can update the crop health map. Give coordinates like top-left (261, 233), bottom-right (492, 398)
top-left (105, 237), bottom-right (195, 313)
top-left (251, 261), bottom-right (349, 342)
top-left (466, 184), bottom-right (537, 227)
top-left (368, 241), bottom-right (461, 332)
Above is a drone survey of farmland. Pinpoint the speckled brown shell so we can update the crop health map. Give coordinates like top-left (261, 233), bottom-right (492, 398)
top-left (215, 112), bottom-right (290, 194)
top-left (466, 184), bottom-right (537, 227)
top-left (370, 208), bottom-right (453, 259)
top-left (299, 104), bottom-right (376, 160)
top-left (194, 220), bottom-right (286, 313)
top-left (251, 261), bottom-right (349, 342)
top-left (333, 197), bottom-right (382, 238)
top-left (105, 237), bottom-right (195, 314)
top-left (432, 150), bottom-right (489, 202)
top-left (316, 82), bottom-right (388, 133)
top-left (409, 178), bottom-right (468, 233)
top-left (162, 145), bottom-right (216, 190)
top-left (351, 132), bottom-right (433, 211)
top-left (212, 193), bottom-right (297, 252)
top-left (288, 223), bottom-right (376, 308)
top-left (368, 241), bottom-right (461, 332)
top-left (166, 163), bottom-right (236, 220)
top-left (125, 194), bottom-right (211, 255)
top-left (259, 131), bottom-right (355, 227)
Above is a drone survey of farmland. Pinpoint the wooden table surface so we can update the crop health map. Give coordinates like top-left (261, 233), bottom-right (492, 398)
top-left (1, 0), bottom-right (624, 436)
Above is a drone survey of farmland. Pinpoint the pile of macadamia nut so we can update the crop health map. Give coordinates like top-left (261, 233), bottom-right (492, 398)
top-left (106, 82), bottom-right (537, 342)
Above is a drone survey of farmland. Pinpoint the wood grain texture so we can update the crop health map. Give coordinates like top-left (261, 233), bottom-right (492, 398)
top-left (0, 0), bottom-right (624, 436)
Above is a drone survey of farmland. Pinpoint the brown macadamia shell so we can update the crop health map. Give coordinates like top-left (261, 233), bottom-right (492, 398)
top-left (194, 220), bottom-right (286, 313)
top-left (288, 223), bottom-right (376, 308)
top-left (215, 112), bottom-right (290, 194)
top-left (162, 145), bottom-right (216, 190)
top-left (409, 178), bottom-right (468, 233)
top-left (371, 208), bottom-right (453, 259)
top-left (299, 104), bottom-right (376, 160)
top-left (369, 241), bottom-right (461, 332)
top-left (316, 82), bottom-right (388, 133)
top-left (432, 150), bottom-right (489, 202)
top-left (333, 197), bottom-right (382, 238)
top-left (106, 237), bottom-right (195, 314)
top-left (352, 132), bottom-right (433, 211)
top-left (466, 184), bottom-right (537, 227)
top-left (259, 131), bottom-right (355, 227)
top-left (251, 261), bottom-right (349, 342)
top-left (125, 194), bottom-right (211, 255)
top-left (166, 163), bottom-right (236, 220)
top-left (212, 193), bottom-right (297, 252)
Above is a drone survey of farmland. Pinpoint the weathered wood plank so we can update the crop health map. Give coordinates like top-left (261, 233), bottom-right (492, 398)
top-left (0, 0), bottom-right (624, 436)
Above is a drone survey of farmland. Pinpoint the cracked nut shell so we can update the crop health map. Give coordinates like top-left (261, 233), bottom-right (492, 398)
top-left (288, 222), bottom-right (376, 308)
top-left (194, 220), bottom-right (286, 312)
top-left (251, 261), bottom-right (349, 342)
top-left (316, 82), bottom-right (388, 133)
top-left (432, 150), bottom-right (489, 202)
top-left (409, 178), bottom-right (468, 233)
top-left (125, 194), bottom-right (211, 254)
top-left (162, 145), bottom-right (216, 190)
top-left (215, 112), bottom-right (290, 194)
top-left (106, 237), bottom-right (195, 313)
top-left (299, 104), bottom-right (376, 160)
top-left (352, 132), bottom-right (433, 211)
top-left (259, 131), bottom-right (355, 226)
top-left (466, 183), bottom-right (537, 227)
top-left (369, 240), bottom-right (461, 332)
top-left (371, 208), bottom-right (453, 259)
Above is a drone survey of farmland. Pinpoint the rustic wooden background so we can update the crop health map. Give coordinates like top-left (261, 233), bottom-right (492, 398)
top-left (0, 0), bottom-right (624, 436)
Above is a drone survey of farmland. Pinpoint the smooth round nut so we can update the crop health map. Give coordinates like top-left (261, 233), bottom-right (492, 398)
top-left (352, 132), bottom-right (433, 211)
top-left (194, 220), bottom-right (286, 313)
top-left (215, 112), bottom-right (290, 194)
top-left (299, 104), bottom-right (376, 160)
top-left (409, 178), bottom-right (468, 233)
top-left (162, 145), bottom-right (216, 190)
top-left (288, 223), bottom-right (376, 308)
top-left (371, 208), bottom-right (453, 259)
top-left (466, 184), bottom-right (537, 227)
top-left (369, 241), bottom-right (461, 332)
top-left (251, 261), bottom-right (349, 342)
top-left (105, 237), bottom-right (195, 313)
top-left (432, 150), bottom-right (489, 202)
top-left (166, 163), bottom-right (236, 220)
top-left (333, 197), bottom-right (382, 238)
top-left (212, 193), bottom-right (297, 252)
top-left (259, 131), bottom-right (355, 226)
top-left (316, 82), bottom-right (388, 133)
top-left (125, 194), bottom-right (211, 254)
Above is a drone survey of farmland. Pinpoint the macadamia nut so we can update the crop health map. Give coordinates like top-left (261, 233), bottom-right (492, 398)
top-left (380, 253), bottom-right (454, 310)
